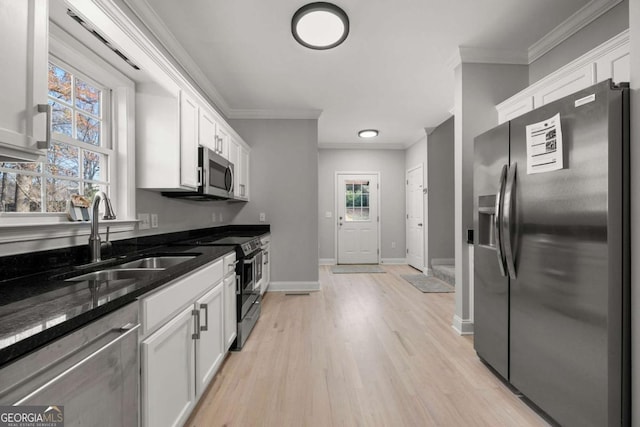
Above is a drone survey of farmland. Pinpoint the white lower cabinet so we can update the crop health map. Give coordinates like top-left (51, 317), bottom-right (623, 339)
top-left (140, 255), bottom-right (233, 427)
top-left (223, 252), bottom-right (237, 350)
top-left (195, 281), bottom-right (224, 397)
top-left (141, 305), bottom-right (195, 427)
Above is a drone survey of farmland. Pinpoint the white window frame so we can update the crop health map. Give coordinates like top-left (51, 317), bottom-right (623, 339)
top-left (0, 22), bottom-right (136, 243)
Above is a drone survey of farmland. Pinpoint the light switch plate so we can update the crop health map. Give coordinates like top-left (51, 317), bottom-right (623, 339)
top-left (325, 211), bottom-right (332, 218)
top-left (138, 213), bottom-right (150, 230)
top-left (259, 212), bottom-right (266, 222)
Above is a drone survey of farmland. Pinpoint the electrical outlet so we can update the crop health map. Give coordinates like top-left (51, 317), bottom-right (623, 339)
top-left (391, 241), bottom-right (396, 249)
top-left (138, 213), bottom-right (150, 230)
top-left (151, 213), bottom-right (159, 228)
top-left (325, 211), bottom-right (332, 218)
top-left (219, 212), bottom-right (223, 222)
top-left (259, 212), bottom-right (266, 222)
top-left (211, 212), bottom-right (216, 223)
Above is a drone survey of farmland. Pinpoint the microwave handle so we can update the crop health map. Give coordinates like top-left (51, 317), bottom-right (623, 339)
top-left (227, 166), bottom-right (234, 193)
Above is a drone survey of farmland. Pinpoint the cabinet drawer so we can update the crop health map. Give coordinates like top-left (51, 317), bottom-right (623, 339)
top-left (142, 259), bottom-right (223, 335)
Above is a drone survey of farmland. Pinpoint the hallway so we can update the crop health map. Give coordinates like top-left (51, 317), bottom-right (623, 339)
top-left (187, 265), bottom-right (549, 426)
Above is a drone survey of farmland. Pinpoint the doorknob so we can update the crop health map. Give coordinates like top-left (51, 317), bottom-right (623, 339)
top-left (418, 223), bottom-right (423, 226)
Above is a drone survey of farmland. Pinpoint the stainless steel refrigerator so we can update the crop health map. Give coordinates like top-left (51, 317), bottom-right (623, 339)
top-left (473, 79), bottom-right (630, 427)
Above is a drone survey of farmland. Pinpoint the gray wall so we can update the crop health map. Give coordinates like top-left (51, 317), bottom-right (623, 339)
top-left (628, 0), bottom-right (639, 421)
top-left (453, 62), bottom-right (529, 330)
top-left (427, 116), bottom-right (455, 266)
top-left (529, 0), bottom-right (629, 84)
top-left (318, 149), bottom-right (406, 261)
top-left (230, 119), bottom-right (319, 284)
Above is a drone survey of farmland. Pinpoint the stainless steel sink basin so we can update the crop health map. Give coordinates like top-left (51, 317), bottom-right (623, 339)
top-left (114, 255), bottom-right (197, 269)
top-left (65, 269), bottom-right (156, 282)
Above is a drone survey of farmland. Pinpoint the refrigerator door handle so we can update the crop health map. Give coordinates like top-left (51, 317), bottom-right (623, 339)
top-left (502, 162), bottom-right (517, 279)
top-left (494, 164), bottom-right (508, 276)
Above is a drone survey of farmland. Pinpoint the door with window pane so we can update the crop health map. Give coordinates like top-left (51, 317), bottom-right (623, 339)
top-left (337, 174), bottom-right (379, 264)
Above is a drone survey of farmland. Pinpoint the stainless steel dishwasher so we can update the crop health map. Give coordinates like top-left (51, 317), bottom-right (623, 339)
top-left (0, 302), bottom-right (139, 426)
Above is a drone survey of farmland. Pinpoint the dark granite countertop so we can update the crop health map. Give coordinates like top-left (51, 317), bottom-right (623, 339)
top-left (0, 224), bottom-right (269, 368)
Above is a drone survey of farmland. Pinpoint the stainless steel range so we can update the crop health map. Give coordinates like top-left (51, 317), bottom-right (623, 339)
top-left (184, 235), bottom-right (263, 349)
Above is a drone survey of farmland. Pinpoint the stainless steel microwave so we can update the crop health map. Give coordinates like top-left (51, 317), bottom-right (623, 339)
top-left (161, 147), bottom-right (234, 201)
top-left (200, 146), bottom-right (234, 198)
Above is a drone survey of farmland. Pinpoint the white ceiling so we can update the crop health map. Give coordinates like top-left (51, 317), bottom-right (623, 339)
top-left (124, 0), bottom-right (592, 148)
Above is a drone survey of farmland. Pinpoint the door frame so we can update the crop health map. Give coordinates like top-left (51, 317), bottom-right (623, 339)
top-left (406, 163), bottom-right (426, 271)
top-left (334, 171), bottom-right (381, 264)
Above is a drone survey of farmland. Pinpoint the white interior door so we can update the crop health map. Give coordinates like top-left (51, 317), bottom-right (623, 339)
top-left (337, 174), bottom-right (379, 264)
top-left (406, 165), bottom-right (424, 270)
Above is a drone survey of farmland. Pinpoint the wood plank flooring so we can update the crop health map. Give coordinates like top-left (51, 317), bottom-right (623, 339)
top-left (186, 265), bottom-right (549, 427)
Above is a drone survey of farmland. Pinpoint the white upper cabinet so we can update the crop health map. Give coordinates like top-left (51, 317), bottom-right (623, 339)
top-left (237, 146), bottom-right (250, 201)
top-left (497, 30), bottom-right (630, 124)
top-left (0, 0), bottom-right (49, 161)
top-left (180, 91), bottom-right (199, 189)
top-left (198, 107), bottom-right (217, 152)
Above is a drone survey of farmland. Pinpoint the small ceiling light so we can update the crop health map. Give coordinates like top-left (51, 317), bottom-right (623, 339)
top-left (358, 129), bottom-right (379, 138)
top-left (292, 2), bottom-right (349, 50)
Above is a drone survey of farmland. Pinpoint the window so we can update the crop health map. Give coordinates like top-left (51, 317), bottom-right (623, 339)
top-left (0, 60), bottom-right (111, 213)
top-left (345, 179), bottom-right (370, 221)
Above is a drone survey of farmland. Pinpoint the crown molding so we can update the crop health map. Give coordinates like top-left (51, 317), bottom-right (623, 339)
top-left (227, 108), bottom-right (323, 120)
top-left (528, 0), bottom-right (623, 63)
top-left (121, 0), bottom-right (232, 114)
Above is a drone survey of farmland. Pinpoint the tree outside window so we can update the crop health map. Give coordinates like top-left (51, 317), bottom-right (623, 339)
top-left (0, 61), bottom-right (109, 213)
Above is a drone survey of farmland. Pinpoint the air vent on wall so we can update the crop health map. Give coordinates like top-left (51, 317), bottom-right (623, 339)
top-left (66, 9), bottom-right (140, 70)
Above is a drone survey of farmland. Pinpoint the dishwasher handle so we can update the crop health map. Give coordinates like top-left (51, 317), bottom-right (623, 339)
top-left (15, 323), bottom-right (140, 405)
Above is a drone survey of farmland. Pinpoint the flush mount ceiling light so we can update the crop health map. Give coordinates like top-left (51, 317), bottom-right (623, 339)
top-left (292, 2), bottom-right (349, 50)
top-left (358, 129), bottom-right (379, 138)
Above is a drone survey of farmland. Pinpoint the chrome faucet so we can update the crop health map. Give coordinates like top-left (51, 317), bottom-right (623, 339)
top-left (89, 191), bottom-right (116, 262)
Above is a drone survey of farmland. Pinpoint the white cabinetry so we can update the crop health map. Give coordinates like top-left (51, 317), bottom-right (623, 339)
top-left (141, 305), bottom-right (195, 427)
top-left (237, 146), bottom-right (250, 200)
top-left (140, 256), bottom-right (232, 427)
top-left (261, 235), bottom-right (271, 295)
top-left (0, 0), bottom-right (49, 161)
top-left (195, 282), bottom-right (224, 397)
top-left (199, 107), bottom-right (217, 152)
top-left (223, 252), bottom-right (237, 350)
top-left (180, 91), bottom-right (199, 189)
top-left (497, 30), bottom-right (630, 124)
top-left (136, 87), bottom-right (200, 190)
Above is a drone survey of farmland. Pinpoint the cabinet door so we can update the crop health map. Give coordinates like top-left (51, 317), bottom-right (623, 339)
top-left (228, 139), bottom-right (239, 195)
top-left (0, 0), bottom-right (49, 160)
top-left (195, 281), bottom-right (224, 397)
top-left (224, 273), bottom-right (238, 350)
top-left (199, 108), bottom-right (217, 151)
top-left (142, 305), bottom-right (196, 427)
top-left (238, 147), bottom-right (250, 200)
top-left (180, 91), bottom-right (199, 189)
top-left (533, 64), bottom-right (595, 107)
top-left (216, 125), bottom-right (230, 159)
top-left (262, 243), bottom-right (271, 294)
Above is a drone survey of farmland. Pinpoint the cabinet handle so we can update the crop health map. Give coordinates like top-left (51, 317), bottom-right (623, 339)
top-left (236, 275), bottom-right (241, 295)
top-left (192, 309), bottom-right (200, 339)
top-left (199, 303), bottom-right (209, 332)
top-left (197, 167), bottom-right (203, 187)
top-left (37, 104), bottom-right (52, 149)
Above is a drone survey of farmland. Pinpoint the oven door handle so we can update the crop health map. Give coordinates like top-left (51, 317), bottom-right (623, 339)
top-left (243, 257), bottom-right (257, 266)
top-left (236, 275), bottom-right (241, 295)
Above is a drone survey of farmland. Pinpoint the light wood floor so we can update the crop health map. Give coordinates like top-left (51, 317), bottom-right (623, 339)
top-left (186, 265), bottom-right (549, 427)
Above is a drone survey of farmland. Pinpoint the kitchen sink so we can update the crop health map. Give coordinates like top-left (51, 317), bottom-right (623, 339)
top-left (65, 269), bottom-right (157, 282)
top-left (114, 255), bottom-right (197, 270)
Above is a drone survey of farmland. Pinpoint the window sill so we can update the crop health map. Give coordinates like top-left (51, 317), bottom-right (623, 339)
top-left (0, 217), bottom-right (138, 244)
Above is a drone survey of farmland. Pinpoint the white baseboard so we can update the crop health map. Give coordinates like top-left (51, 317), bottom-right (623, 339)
top-left (452, 315), bottom-right (474, 335)
top-left (431, 258), bottom-right (455, 266)
top-left (380, 258), bottom-right (407, 265)
top-left (319, 258), bottom-right (336, 266)
top-left (268, 281), bottom-right (320, 292)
